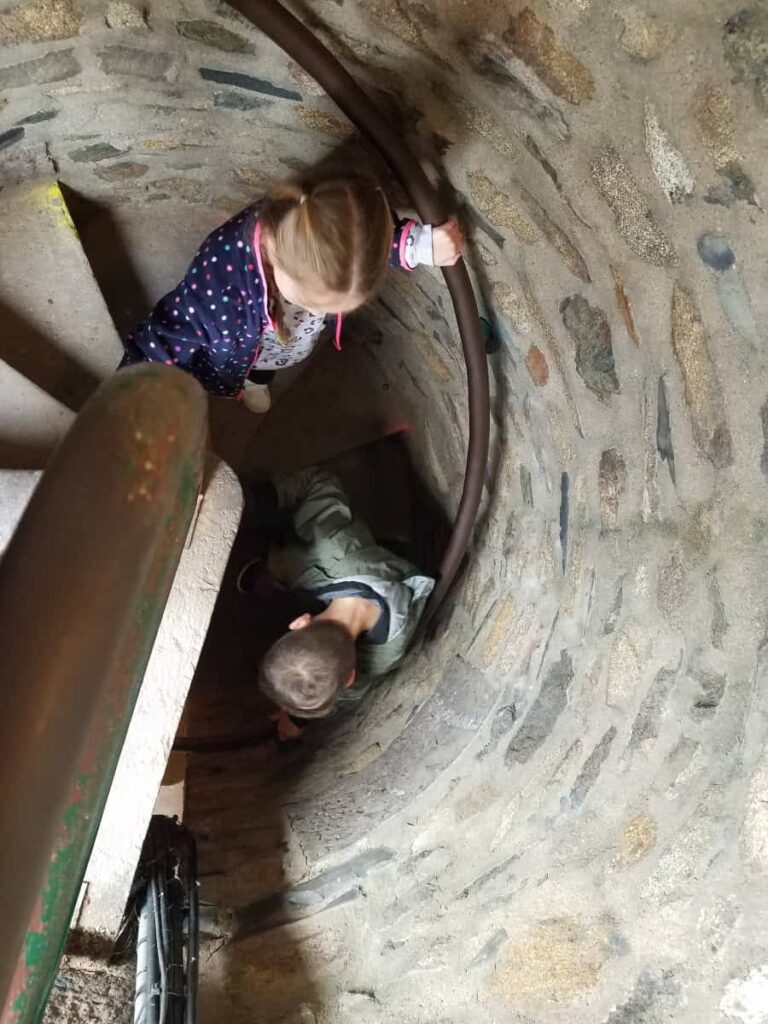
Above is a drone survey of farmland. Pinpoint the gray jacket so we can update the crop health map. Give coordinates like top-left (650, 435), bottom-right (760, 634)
top-left (269, 467), bottom-right (434, 702)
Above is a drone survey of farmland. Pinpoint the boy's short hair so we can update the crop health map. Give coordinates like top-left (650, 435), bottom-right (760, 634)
top-left (259, 620), bottom-right (356, 718)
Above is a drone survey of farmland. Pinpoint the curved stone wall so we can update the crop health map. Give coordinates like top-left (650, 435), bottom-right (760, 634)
top-left (6, 1), bottom-right (768, 1022)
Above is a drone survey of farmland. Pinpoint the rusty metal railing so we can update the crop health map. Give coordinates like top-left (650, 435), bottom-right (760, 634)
top-left (0, 364), bottom-right (207, 1024)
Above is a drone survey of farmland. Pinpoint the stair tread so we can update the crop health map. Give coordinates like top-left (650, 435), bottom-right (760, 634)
top-left (0, 180), bottom-right (123, 411)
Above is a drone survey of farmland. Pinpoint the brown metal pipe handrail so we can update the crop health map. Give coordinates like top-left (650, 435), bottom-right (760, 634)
top-left (0, 364), bottom-right (207, 1023)
top-left (229, 0), bottom-right (491, 611)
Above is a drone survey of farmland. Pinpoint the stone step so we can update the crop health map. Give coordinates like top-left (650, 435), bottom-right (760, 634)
top-left (0, 180), bottom-right (123, 413)
top-left (0, 359), bottom-right (75, 469)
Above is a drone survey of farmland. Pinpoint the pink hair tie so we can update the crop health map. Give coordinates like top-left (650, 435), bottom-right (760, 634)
top-left (334, 314), bottom-right (343, 351)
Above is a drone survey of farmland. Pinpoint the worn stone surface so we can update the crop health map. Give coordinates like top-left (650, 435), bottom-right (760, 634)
top-left (0, 126), bottom-right (24, 151)
top-left (200, 66), bottom-right (302, 101)
top-left (592, 147), bottom-right (678, 266)
top-left (644, 101), bottom-right (695, 203)
top-left (0, 0), bottom-right (81, 45)
top-left (0, 48), bottom-right (79, 89)
top-left (105, 1), bottom-right (148, 30)
top-left (724, 7), bottom-right (768, 110)
top-left (506, 651), bottom-right (573, 764)
top-left (619, 8), bottom-right (671, 61)
top-left (560, 294), bottom-right (619, 400)
top-left (615, 815), bottom-right (658, 866)
top-left (526, 345), bottom-right (549, 386)
top-left (604, 969), bottom-right (681, 1023)
top-left (520, 186), bottom-right (591, 281)
top-left (698, 234), bottom-right (760, 347)
top-left (68, 142), bottom-right (125, 163)
top-left (493, 281), bottom-right (532, 333)
top-left (493, 916), bottom-right (613, 1003)
top-left (504, 7), bottom-right (595, 105)
top-left (98, 45), bottom-right (171, 80)
top-left (464, 36), bottom-right (571, 141)
top-left (569, 726), bottom-right (616, 807)
top-left (468, 171), bottom-right (538, 242)
top-left (695, 84), bottom-right (741, 170)
top-left (599, 449), bottom-right (626, 530)
top-left (671, 283), bottom-right (733, 468)
top-left (94, 161), bottom-right (148, 181)
top-left (176, 19), bottom-right (255, 54)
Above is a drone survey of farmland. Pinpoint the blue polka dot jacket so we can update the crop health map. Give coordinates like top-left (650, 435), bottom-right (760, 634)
top-left (120, 204), bottom-right (430, 398)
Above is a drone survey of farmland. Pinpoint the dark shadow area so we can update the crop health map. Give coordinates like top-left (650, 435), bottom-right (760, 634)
top-left (60, 185), bottom-right (154, 338)
top-left (0, 295), bottom-right (99, 410)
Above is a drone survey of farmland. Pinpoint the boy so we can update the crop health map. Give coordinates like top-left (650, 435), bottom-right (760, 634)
top-left (241, 466), bottom-right (434, 739)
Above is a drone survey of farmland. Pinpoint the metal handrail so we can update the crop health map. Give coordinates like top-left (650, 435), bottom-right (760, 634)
top-left (0, 364), bottom-right (207, 1024)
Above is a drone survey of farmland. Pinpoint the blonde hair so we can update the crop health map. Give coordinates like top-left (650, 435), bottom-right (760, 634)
top-left (258, 174), bottom-right (394, 342)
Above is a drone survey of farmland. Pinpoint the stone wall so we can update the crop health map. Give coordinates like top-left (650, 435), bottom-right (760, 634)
top-left (5, 1), bottom-right (768, 1022)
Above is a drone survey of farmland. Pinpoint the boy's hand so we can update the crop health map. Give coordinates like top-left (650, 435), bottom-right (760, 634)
top-left (272, 709), bottom-right (303, 742)
top-left (432, 220), bottom-right (464, 266)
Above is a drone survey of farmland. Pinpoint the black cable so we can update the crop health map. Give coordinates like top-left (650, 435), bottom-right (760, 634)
top-left (184, 832), bottom-right (199, 1024)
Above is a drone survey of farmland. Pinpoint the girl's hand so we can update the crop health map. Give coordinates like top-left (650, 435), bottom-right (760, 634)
top-left (433, 220), bottom-right (464, 266)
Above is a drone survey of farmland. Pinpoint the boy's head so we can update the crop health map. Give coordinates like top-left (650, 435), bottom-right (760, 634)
top-left (259, 173), bottom-right (394, 316)
top-left (259, 614), bottom-right (356, 719)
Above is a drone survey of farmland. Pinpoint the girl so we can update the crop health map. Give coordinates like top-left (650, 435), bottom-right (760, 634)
top-left (121, 173), bottom-right (464, 412)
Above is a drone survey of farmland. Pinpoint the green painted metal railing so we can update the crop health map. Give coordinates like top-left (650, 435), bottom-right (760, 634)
top-left (0, 365), bottom-right (207, 1024)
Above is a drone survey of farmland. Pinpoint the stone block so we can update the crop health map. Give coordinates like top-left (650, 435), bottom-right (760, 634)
top-left (644, 101), bottom-right (695, 203)
top-left (505, 650), bottom-right (572, 764)
top-left (98, 45), bottom-right (172, 81)
top-left (503, 7), bottom-right (595, 105)
top-left (0, 126), bottom-right (24, 152)
top-left (94, 161), bottom-right (148, 181)
top-left (656, 376), bottom-right (676, 484)
top-left (628, 666), bottom-right (677, 747)
top-left (698, 233), bottom-right (760, 348)
top-left (724, 7), bottom-right (768, 110)
top-left (150, 177), bottom-right (206, 201)
top-left (742, 751), bottom-right (768, 870)
top-left (694, 84), bottom-right (741, 171)
top-left (463, 37), bottom-right (571, 141)
top-left (0, 48), bottom-right (79, 90)
top-left (599, 449), bottom-right (626, 529)
top-left (619, 8), bottom-right (672, 62)
top-left (482, 595), bottom-right (517, 666)
top-left (615, 814), bottom-right (657, 867)
top-left (519, 186), bottom-right (591, 281)
top-left (604, 968), bottom-right (681, 1023)
top-left (15, 108), bottom-right (57, 124)
top-left (468, 171), bottom-right (537, 242)
top-left (493, 281), bottom-right (532, 333)
top-left (0, 0), bottom-right (81, 46)
top-left (525, 345), bottom-right (549, 386)
top-left (105, 1), bottom-right (148, 30)
top-left (568, 726), bottom-right (616, 807)
top-left (605, 628), bottom-right (640, 708)
top-left (560, 294), bottom-right (619, 400)
top-left (591, 146), bottom-right (677, 266)
top-left (176, 19), bottom-right (255, 54)
top-left (671, 283), bottom-right (733, 468)
top-left (610, 267), bottom-right (640, 346)
top-left (492, 915), bottom-right (613, 1005)
top-left (720, 966), bottom-right (768, 1024)
top-left (214, 91), bottom-right (268, 111)
top-left (69, 142), bottom-right (126, 163)
top-left (297, 106), bottom-right (353, 138)
top-left (200, 66), bottom-right (302, 101)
